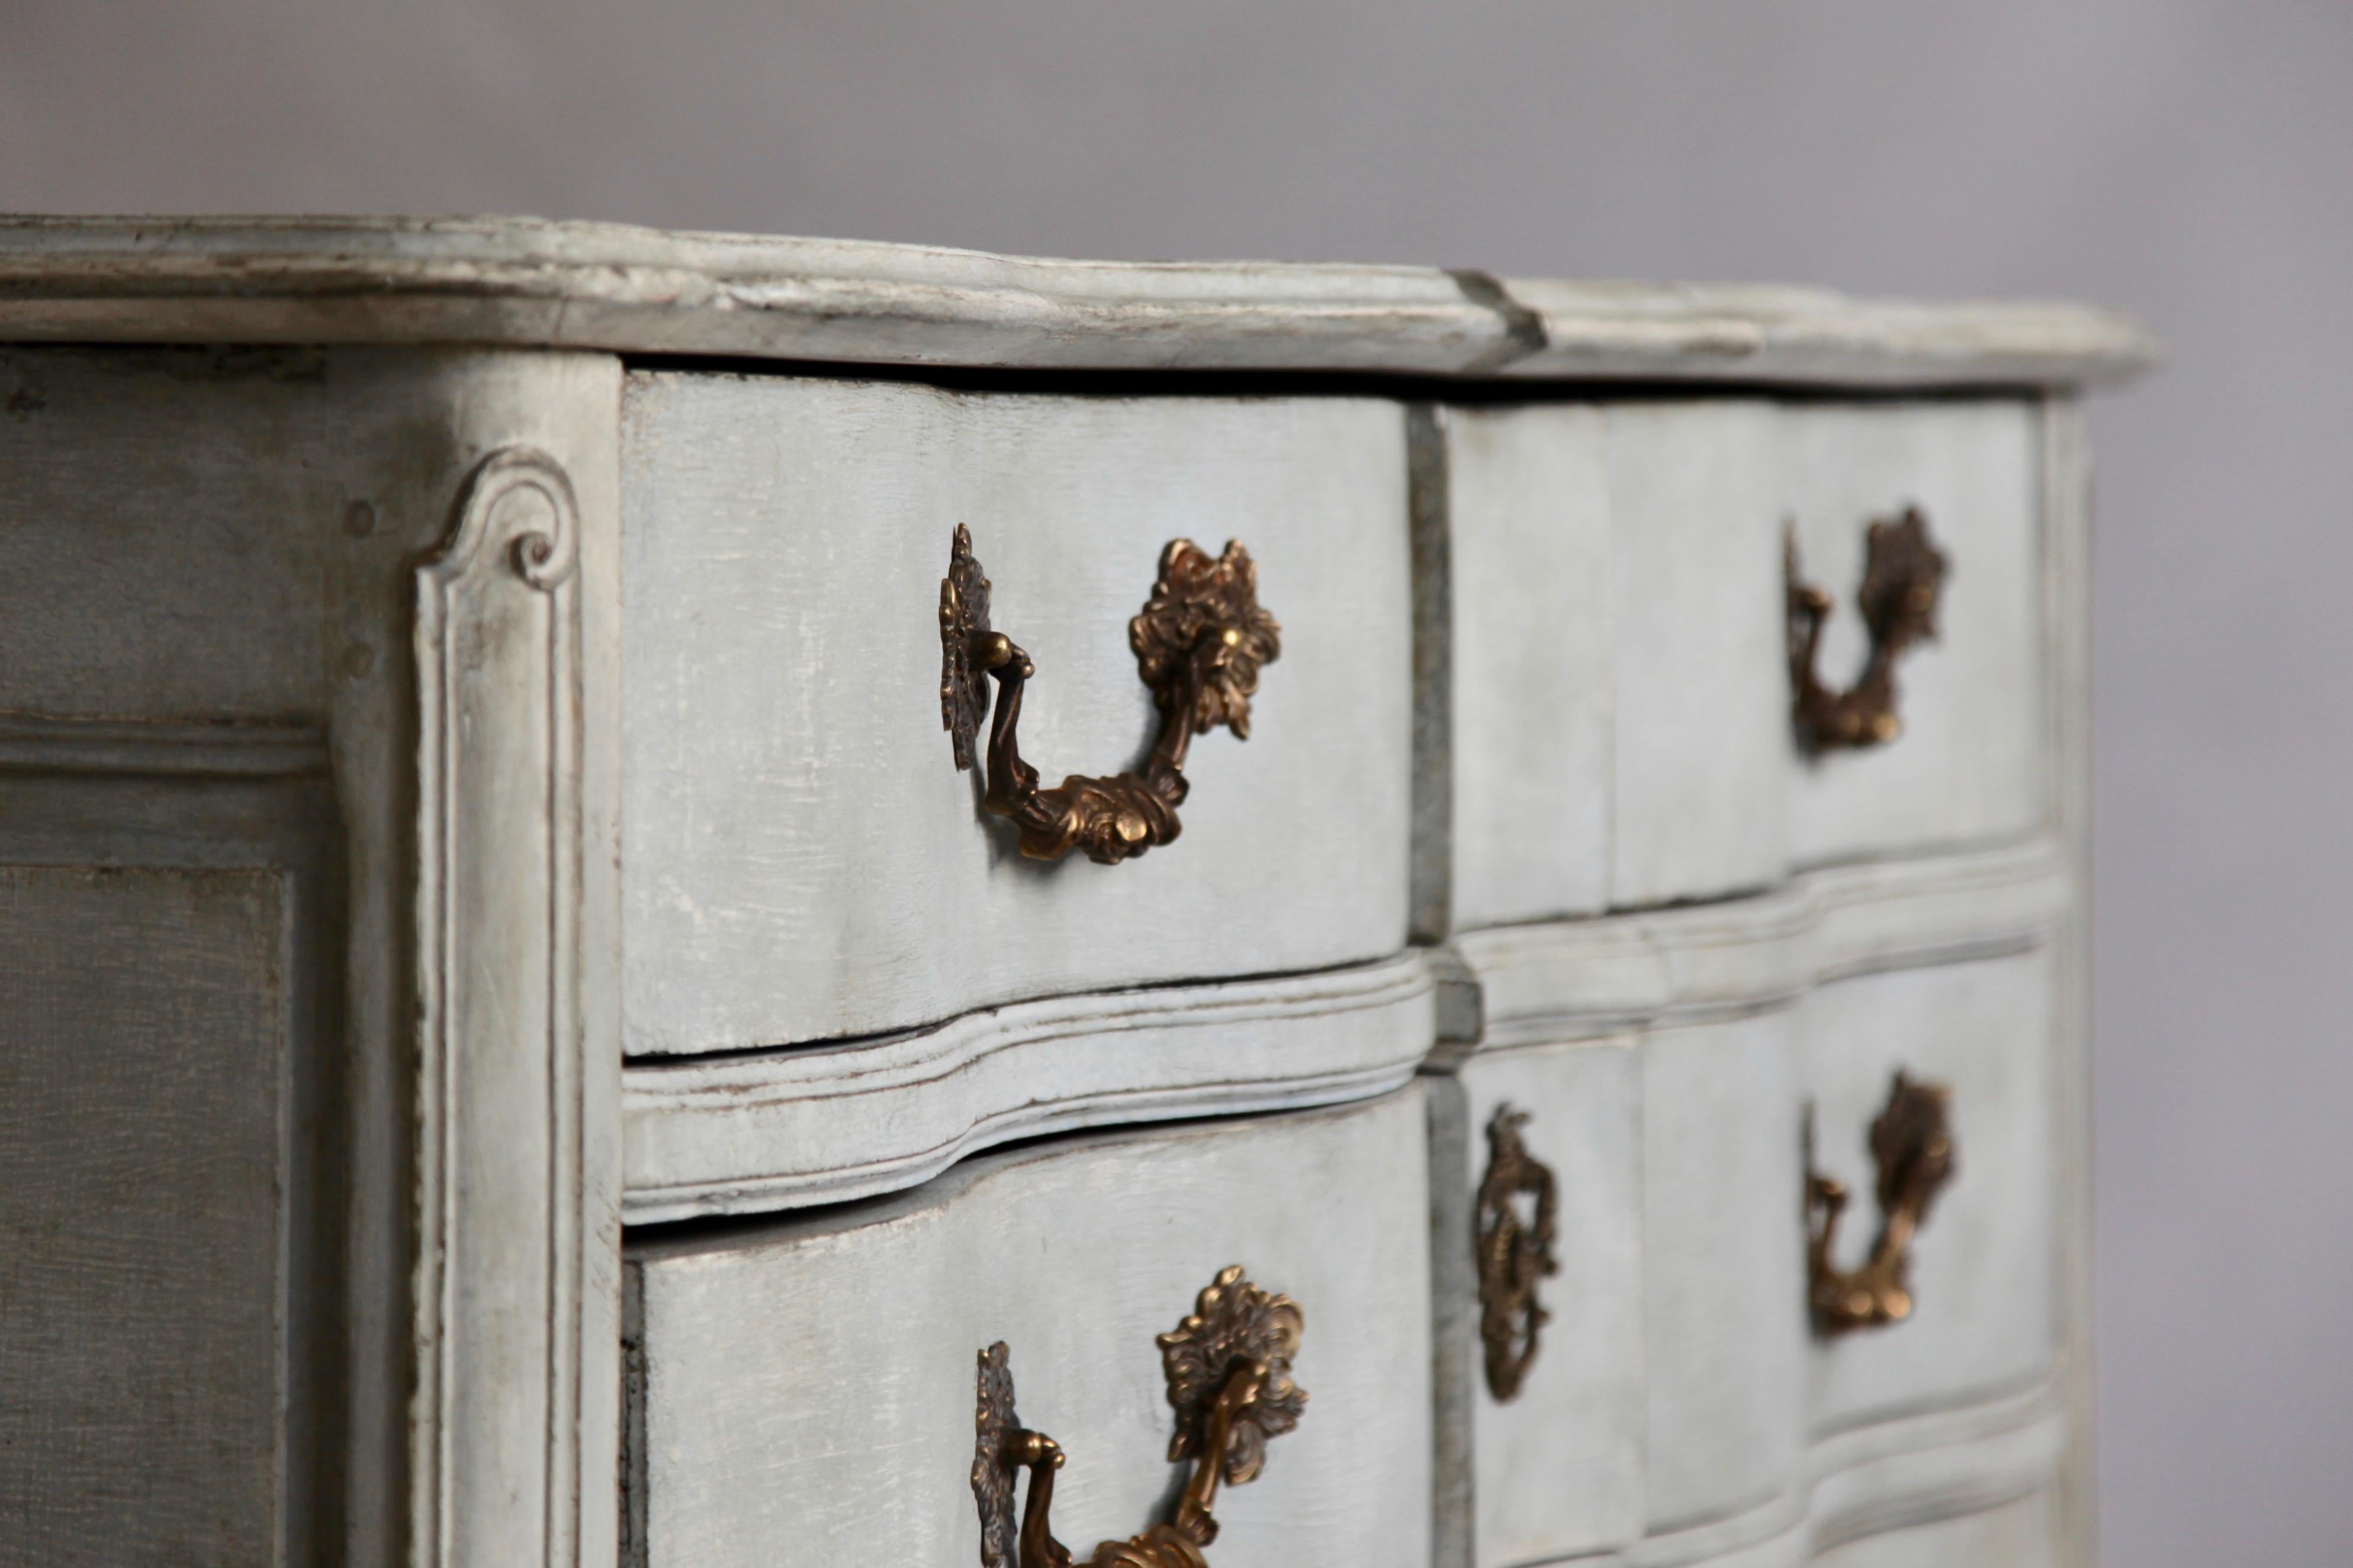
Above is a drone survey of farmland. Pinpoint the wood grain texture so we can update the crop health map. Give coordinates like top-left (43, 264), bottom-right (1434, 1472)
top-left (1801, 950), bottom-right (2058, 1436)
top-left (0, 865), bottom-right (291, 1566)
top-left (628, 1091), bottom-right (1433, 1568)
top-left (0, 217), bottom-right (2156, 387)
top-left (622, 952), bottom-right (1434, 1222)
top-left (619, 373), bottom-right (1413, 1053)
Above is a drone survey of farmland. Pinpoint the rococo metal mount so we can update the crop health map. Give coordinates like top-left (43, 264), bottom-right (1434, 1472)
top-left (972, 1265), bottom-right (1308, 1567)
top-left (941, 524), bottom-right (1281, 865)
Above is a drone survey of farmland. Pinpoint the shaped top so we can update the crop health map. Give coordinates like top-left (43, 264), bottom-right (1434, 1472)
top-left (0, 215), bottom-right (2155, 387)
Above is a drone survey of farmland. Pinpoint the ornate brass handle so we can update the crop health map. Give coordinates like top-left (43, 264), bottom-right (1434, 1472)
top-left (1785, 507), bottom-right (1949, 753)
top-left (1475, 1105), bottom-right (1558, 1402)
top-left (1805, 1071), bottom-right (1957, 1334)
top-left (972, 1265), bottom-right (1307, 1568)
top-left (940, 525), bottom-right (1281, 865)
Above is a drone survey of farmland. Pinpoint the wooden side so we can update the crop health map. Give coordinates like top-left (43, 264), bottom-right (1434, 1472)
top-left (0, 861), bottom-right (300, 1564)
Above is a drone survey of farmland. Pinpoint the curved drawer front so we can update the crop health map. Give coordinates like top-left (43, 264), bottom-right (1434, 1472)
top-left (1801, 948), bottom-right (2057, 1432)
top-left (1780, 403), bottom-right (2043, 870)
top-left (620, 373), bottom-right (1412, 1054)
top-left (1643, 1010), bottom-right (1812, 1532)
top-left (1445, 398), bottom-right (2044, 926)
top-left (625, 1090), bottom-right (1432, 1568)
top-left (1447, 1040), bottom-right (1645, 1566)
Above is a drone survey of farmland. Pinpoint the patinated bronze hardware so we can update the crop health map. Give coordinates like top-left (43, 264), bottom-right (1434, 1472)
top-left (1805, 1071), bottom-right (1957, 1335)
top-left (971, 1265), bottom-right (1307, 1568)
top-left (1475, 1105), bottom-right (1559, 1402)
top-left (940, 525), bottom-right (1281, 865)
top-left (1786, 507), bottom-right (1948, 753)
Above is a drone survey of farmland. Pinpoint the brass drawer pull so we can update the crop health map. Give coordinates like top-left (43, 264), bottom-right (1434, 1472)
top-left (941, 525), bottom-right (1281, 865)
top-left (1785, 507), bottom-right (1948, 752)
top-left (1805, 1071), bottom-right (1957, 1334)
top-left (1475, 1106), bottom-right (1559, 1402)
top-left (972, 1265), bottom-right (1307, 1567)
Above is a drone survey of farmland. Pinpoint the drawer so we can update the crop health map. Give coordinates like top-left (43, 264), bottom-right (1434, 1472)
top-left (624, 1089), bottom-right (1432, 1568)
top-left (1445, 398), bottom-right (2045, 923)
top-left (1801, 949), bottom-right (2057, 1432)
top-left (1781, 403), bottom-right (2045, 869)
top-left (1444, 403), bottom-right (1613, 928)
top-left (1812, 1489), bottom-right (2056, 1567)
top-left (621, 374), bottom-right (1413, 1054)
top-left (1643, 1010), bottom-right (1810, 1531)
top-left (1443, 1040), bottom-right (1644, 1566)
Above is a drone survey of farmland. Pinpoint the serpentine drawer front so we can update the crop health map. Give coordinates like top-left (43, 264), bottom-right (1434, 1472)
top-left (619, 374), bottom-right (1413, 1055)
top-left (0, 220), bottom-right (2141, 1568)
top-left (623, 1092), bottom-right (1432, 1568)
top-left (1444, 399), bottom-right (2045, 924)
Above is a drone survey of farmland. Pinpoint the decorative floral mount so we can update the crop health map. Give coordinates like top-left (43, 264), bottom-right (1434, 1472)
top-left (940, 526), bottom-right (1281, 865)
top-left (970, 1265), bottom-right (1308, 1568)
top-left (1474, 1105), bottom-right (1560, 1402)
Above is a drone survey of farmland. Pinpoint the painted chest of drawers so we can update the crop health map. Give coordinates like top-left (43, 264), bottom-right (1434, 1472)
top-left (0, 219), bottom-right (2149, 1568)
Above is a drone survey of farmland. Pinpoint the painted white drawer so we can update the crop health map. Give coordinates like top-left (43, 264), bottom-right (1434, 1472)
top-left (1644, 1010), bottom-right (1813, 1532)
top-left (1444, 399), bottom-right (2045, 926)
top-left (620, 373), bottom-right (1413, 1055)
top-left (1439, 1042), bottom-right (1645, 1567)
top-left (1802, 948), bottom-right (2058, 1433)
top-left (623, 1089), bottom-right (1432, 1568)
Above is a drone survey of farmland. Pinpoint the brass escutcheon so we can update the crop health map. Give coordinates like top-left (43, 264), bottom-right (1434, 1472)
top-left (1474, 1105), bottom-right (1559, 1402)
top-left (1785, 507), bottom-right (1949, 753)
top-left (940, 525), bottom-right (1281, 865)
top-left (972, 1265), bottom-right (1307, 1568)
top-left (1805, 1070), bottom-right (1958, 1335)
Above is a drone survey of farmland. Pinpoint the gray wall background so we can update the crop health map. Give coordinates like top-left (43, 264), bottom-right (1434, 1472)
top-left (5, 3), bottom-right (2346, 1561)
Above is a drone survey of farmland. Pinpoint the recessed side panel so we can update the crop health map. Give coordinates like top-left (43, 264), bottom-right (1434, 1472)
top-left (0, 862), bottom-right (294, 1564)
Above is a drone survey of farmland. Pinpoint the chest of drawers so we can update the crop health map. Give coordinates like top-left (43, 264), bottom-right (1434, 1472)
top-left (0, 219), bottom-right (2148, 1567)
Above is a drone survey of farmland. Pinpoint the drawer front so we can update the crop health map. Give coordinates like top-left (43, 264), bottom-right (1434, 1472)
top-left (1449, 1040), bottom-right (1644, 1566)
top-left (1445, 404), bottom-right (1613, 928)
top-left (1801, 949), bottom-right (2057, 1431)
top-left (1445, 398), bottom-right (2045, 925)
top-left (1812, 1489), bottom-right (2056, 1567)
top-left (627, 1090), bottom-right (1432, 1568)
top-left (1782, 403), bottom-right (2044, 869)
top-left (1644, 1010), bottom-right (1810, 1531)
top-left (621, 374), bottom-right (1413, 1054)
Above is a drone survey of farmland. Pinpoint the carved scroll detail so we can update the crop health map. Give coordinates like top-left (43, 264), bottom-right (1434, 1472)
top-left (970, 1267), bottom-right (1307, 1567)
top-left (1805, 1071), bottom-right (1958, 1335)
top-left (1474, 1105), bottom-right (1560, 1402)
top-left (1786, 507), bottom-right (1948, 753)
top-left (940, 525), bottom-right (1280, 865)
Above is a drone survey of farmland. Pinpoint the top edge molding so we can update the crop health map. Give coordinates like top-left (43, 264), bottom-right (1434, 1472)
top-left (0, 216), bottom-right (2156, 388)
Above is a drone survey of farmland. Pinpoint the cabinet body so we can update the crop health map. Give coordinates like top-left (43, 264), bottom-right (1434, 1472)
top-left (0, 220), bottom-right (2140, 1568)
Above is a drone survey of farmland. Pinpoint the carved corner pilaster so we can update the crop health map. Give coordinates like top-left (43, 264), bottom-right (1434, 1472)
top-left (413, 444), bottom-right (616, 1568)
